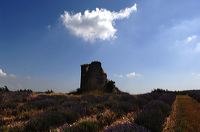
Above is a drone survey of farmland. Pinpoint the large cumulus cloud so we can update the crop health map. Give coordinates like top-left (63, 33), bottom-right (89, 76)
top-left (61, 4), bottom-right (137, 42)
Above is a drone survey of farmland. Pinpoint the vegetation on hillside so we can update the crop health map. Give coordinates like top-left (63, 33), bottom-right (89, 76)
top-left (0, 87), bottom-right (200, 132)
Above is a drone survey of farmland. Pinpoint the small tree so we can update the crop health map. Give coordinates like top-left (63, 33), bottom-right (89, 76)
top-left (45, 89), bottom-right (54, 94)
top-left (104, 80), bottom-right (115, 93)
top-left (4, 86), bottom-right (9, 92)
top-left (0, 85), bottom-right (9, 92)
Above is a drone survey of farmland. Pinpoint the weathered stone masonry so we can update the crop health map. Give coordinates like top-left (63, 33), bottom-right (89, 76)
top-left (80, 61), bottom-right (108, 92)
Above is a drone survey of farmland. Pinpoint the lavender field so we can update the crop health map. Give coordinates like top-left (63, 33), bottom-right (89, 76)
top-left (0, 88), bottom-right (179, 132)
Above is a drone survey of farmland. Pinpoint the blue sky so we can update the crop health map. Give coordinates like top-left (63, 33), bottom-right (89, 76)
top-left (0, 0), bottom-right (200, 93)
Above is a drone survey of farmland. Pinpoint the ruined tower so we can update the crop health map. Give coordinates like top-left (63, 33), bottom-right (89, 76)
top-left (80, 61), bottom-right (107, 92)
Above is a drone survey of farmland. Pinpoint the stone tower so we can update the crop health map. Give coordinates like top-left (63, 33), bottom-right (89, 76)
top-left (80, 61), bottom-right (107, 92)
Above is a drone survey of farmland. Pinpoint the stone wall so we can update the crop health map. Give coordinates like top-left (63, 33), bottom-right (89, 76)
top-left (80, 61), bottom-right (107, 92)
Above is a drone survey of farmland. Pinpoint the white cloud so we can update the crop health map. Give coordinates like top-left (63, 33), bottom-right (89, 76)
top-left (0, 69), bottom-right (7, 77)
top-left (115, 72), bottom-right (142, 79)
top-left (114, 74), bottom-right (124, 78)
top-left (183, 35), bottom-right (200, 53)
top-left (9, 74), bottom-right (16, 78)
top-left (186, 35), bottom-right (197, 43)
top-left (172, 34), bottom-right (200, 53)
top-left (47, 25), bottom-right (51, 30)
top-left (194, 42), bottom-right (200, 52)
top-left (61, 4), bottom-right (137, 42)
top-left (191, 73), bottom-right (200, 79)
top-left (0, 68), bottom-right (18, 80)
top-left (126, 72), bottom-right (142, 78)
top-left (0, 69), bottom-right (17, 79)
top-left (114, 71), bottom-right (142, 79)
top-left (160, 18), bottom-right (200, 54)
top-left (26, 76), bottom-right (31, 80)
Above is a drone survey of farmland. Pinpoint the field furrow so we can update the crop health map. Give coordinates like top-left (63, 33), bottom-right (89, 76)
top-left (163, 95), bottom-right (200, 132)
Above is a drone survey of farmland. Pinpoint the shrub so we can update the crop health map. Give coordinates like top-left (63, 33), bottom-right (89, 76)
top-left (29, 98), bottom-right (57, 109)
top-left (77, 121), bottom-right (99, 132)
top-left (117, 101), bottom-right (136, 113)
top-left (104, 80), bottom-right (115, 93)
top-left (3, 126), bottom-right (25, 132)
top-left (18, 89), bottom-right (32, 93)
top-left (64, 111), bottom-right (80, 124)
top-left (158, 93), bottom-right (176, 106)
top-left (0, 86), bottom-right (9, 92)
top-left (105, 100), bottom-right (136, 116)
top-left (64, 121), bottom-right (99, 132)
top-left (188, 90), bottom-right (200, 102)
top-left (135, 100), bottom-right (171, 132)
top-left (45, 89), bottom-right (54, 94)
top-left (96, 109), bottom-right (116, 128)
top-left (24, 111), bottom-right (80, 131)
top-left (104, 122), bottom-right (150, 132)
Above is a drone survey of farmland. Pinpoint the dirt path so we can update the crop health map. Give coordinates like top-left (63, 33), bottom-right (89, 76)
top-left (163, 95), bottom-right (200, 132)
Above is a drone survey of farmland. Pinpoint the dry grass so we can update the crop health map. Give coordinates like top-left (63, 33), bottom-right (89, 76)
top-left (163, 95), bottom-right (200, 132)
top-left (0, 89), bottom-right (177, 131)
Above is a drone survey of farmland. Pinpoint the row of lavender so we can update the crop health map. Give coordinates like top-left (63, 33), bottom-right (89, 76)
top-left (134, 89), bottom-right (176, 132)
top-left (186, 90), bottom-right (200, 102)
top-left (0, 88), bottom-right (176, 132)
